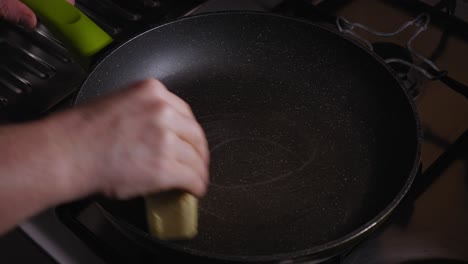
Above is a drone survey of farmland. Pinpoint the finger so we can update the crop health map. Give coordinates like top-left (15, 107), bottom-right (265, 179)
top-left (142, 79), bottom-right (195, 119)
top-left (1, 0), bottom-right (37, 28)
top-left (127, 79), bottom-right (195, 119)
top-left (159, 110), bottom-right (210, 165)
top-left (156, 159), bottom-right (207, 197)
top-left (158, 86), bottom-right (196, 119)
top-left (173, 136), bottom-right (209, 185)
top-left (0, 0), bottom-right (75, 28)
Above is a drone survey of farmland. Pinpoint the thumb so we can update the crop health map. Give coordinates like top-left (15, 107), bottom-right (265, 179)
top-left (0, 0), bottom-right (36, 28)
top-left (0, 0), bottom-right (76, 29)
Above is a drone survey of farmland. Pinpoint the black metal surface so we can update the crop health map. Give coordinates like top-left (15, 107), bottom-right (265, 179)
top-left (410, 129), bottom-right (468, 199)
top-left (439, 75), bottom-right (468, 98)
top-left (0, 228), bottom-right (57, 264)
top-left (271, 0), bottom-right (339, 24)
top-left (76, 0), bottom-right (207, 41)
top-left (72, 12), bottom-right (422, 262)
top-left (0, 21), bottom-right (86, 119)
top-left (58, 197), bottom-right (348, 264)
top-left (372, 42), bottom-right (424, 97)
top-left (385, 0), bottom-right (468, 42)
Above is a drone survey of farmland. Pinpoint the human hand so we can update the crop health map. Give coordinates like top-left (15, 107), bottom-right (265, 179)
top-left (0, 78), bottom-right (209, 235)
top-left (0, 0), bottom-right (75, 28)
top-left (51, 79), bottom-right (210, 200)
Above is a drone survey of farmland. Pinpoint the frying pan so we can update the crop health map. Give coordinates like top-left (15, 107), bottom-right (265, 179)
top-left (24, 0), bottom-right (422, 262)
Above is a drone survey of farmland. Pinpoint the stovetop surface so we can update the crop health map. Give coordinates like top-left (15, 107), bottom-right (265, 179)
top-left (0, 0), bottom-right (467, 263)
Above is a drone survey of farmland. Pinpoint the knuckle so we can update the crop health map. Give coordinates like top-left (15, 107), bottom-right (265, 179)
top-left (136, 79), bottom-right (166, 96)
top-left (180, 100), bottom-right (193, 112)
top-left (195, 123), bottom-right (206, 138)
top-left (192, 122), bottom-right (207, 142)
top-left (128, 79), bottom-right (168, 102)
top-left (151, 162), bottom-right (171, 186)
top-left (135, 78), bottom-right (159, 88)
top-left (151, 129), bottom-right (176, 155)
top-left (159, 129), bottom-right (176, 146)
top-left (141, 98), bottom-right (172, 121)
top-left (154, 102), bottom-right (174, 121)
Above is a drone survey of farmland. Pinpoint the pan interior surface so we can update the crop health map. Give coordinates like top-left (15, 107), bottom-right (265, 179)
top-left (76, 13), bottom-right (419, 258)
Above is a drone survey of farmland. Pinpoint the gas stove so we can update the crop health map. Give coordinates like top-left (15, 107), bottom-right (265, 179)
top-left (0, 0), bottom-right (207, 120)
top-left (0, 0), bottom-right (467, 263)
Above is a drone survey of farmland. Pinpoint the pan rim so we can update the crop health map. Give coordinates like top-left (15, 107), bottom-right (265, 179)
top-left (74, 10), bottom-right (423, 262)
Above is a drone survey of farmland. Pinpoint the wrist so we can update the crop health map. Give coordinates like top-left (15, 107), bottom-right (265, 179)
top-left (0, 109), bottom-right (102, 233)
top-left (40, 108), bottom-right (102, 203)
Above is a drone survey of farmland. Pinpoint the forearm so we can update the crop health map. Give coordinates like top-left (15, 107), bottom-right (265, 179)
top-left (0, 114), bottom-right (95, 235)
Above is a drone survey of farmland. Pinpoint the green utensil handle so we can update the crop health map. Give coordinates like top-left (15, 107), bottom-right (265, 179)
top-left (22, 0), bottom-right (113, 63)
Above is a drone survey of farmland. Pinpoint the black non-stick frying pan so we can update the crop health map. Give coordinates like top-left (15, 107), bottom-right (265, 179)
top-left (24, 1), bottom-right (422, 263)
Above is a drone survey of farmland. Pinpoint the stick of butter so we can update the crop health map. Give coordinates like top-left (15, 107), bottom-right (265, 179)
top-left (144, 191), bottom-right (198, 240)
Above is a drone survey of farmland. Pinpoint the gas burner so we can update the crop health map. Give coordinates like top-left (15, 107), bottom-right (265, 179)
top-left (372, 42), bottom-right (425, 98)
top-left (334, 13), bottom-right (447, 99)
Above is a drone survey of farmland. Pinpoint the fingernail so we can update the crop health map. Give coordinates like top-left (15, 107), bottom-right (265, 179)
top-left (18, 13), bottom-right (36, 28)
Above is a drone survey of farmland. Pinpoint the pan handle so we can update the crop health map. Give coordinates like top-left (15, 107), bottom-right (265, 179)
top-left (21, 0), bottom-right (113, 65)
